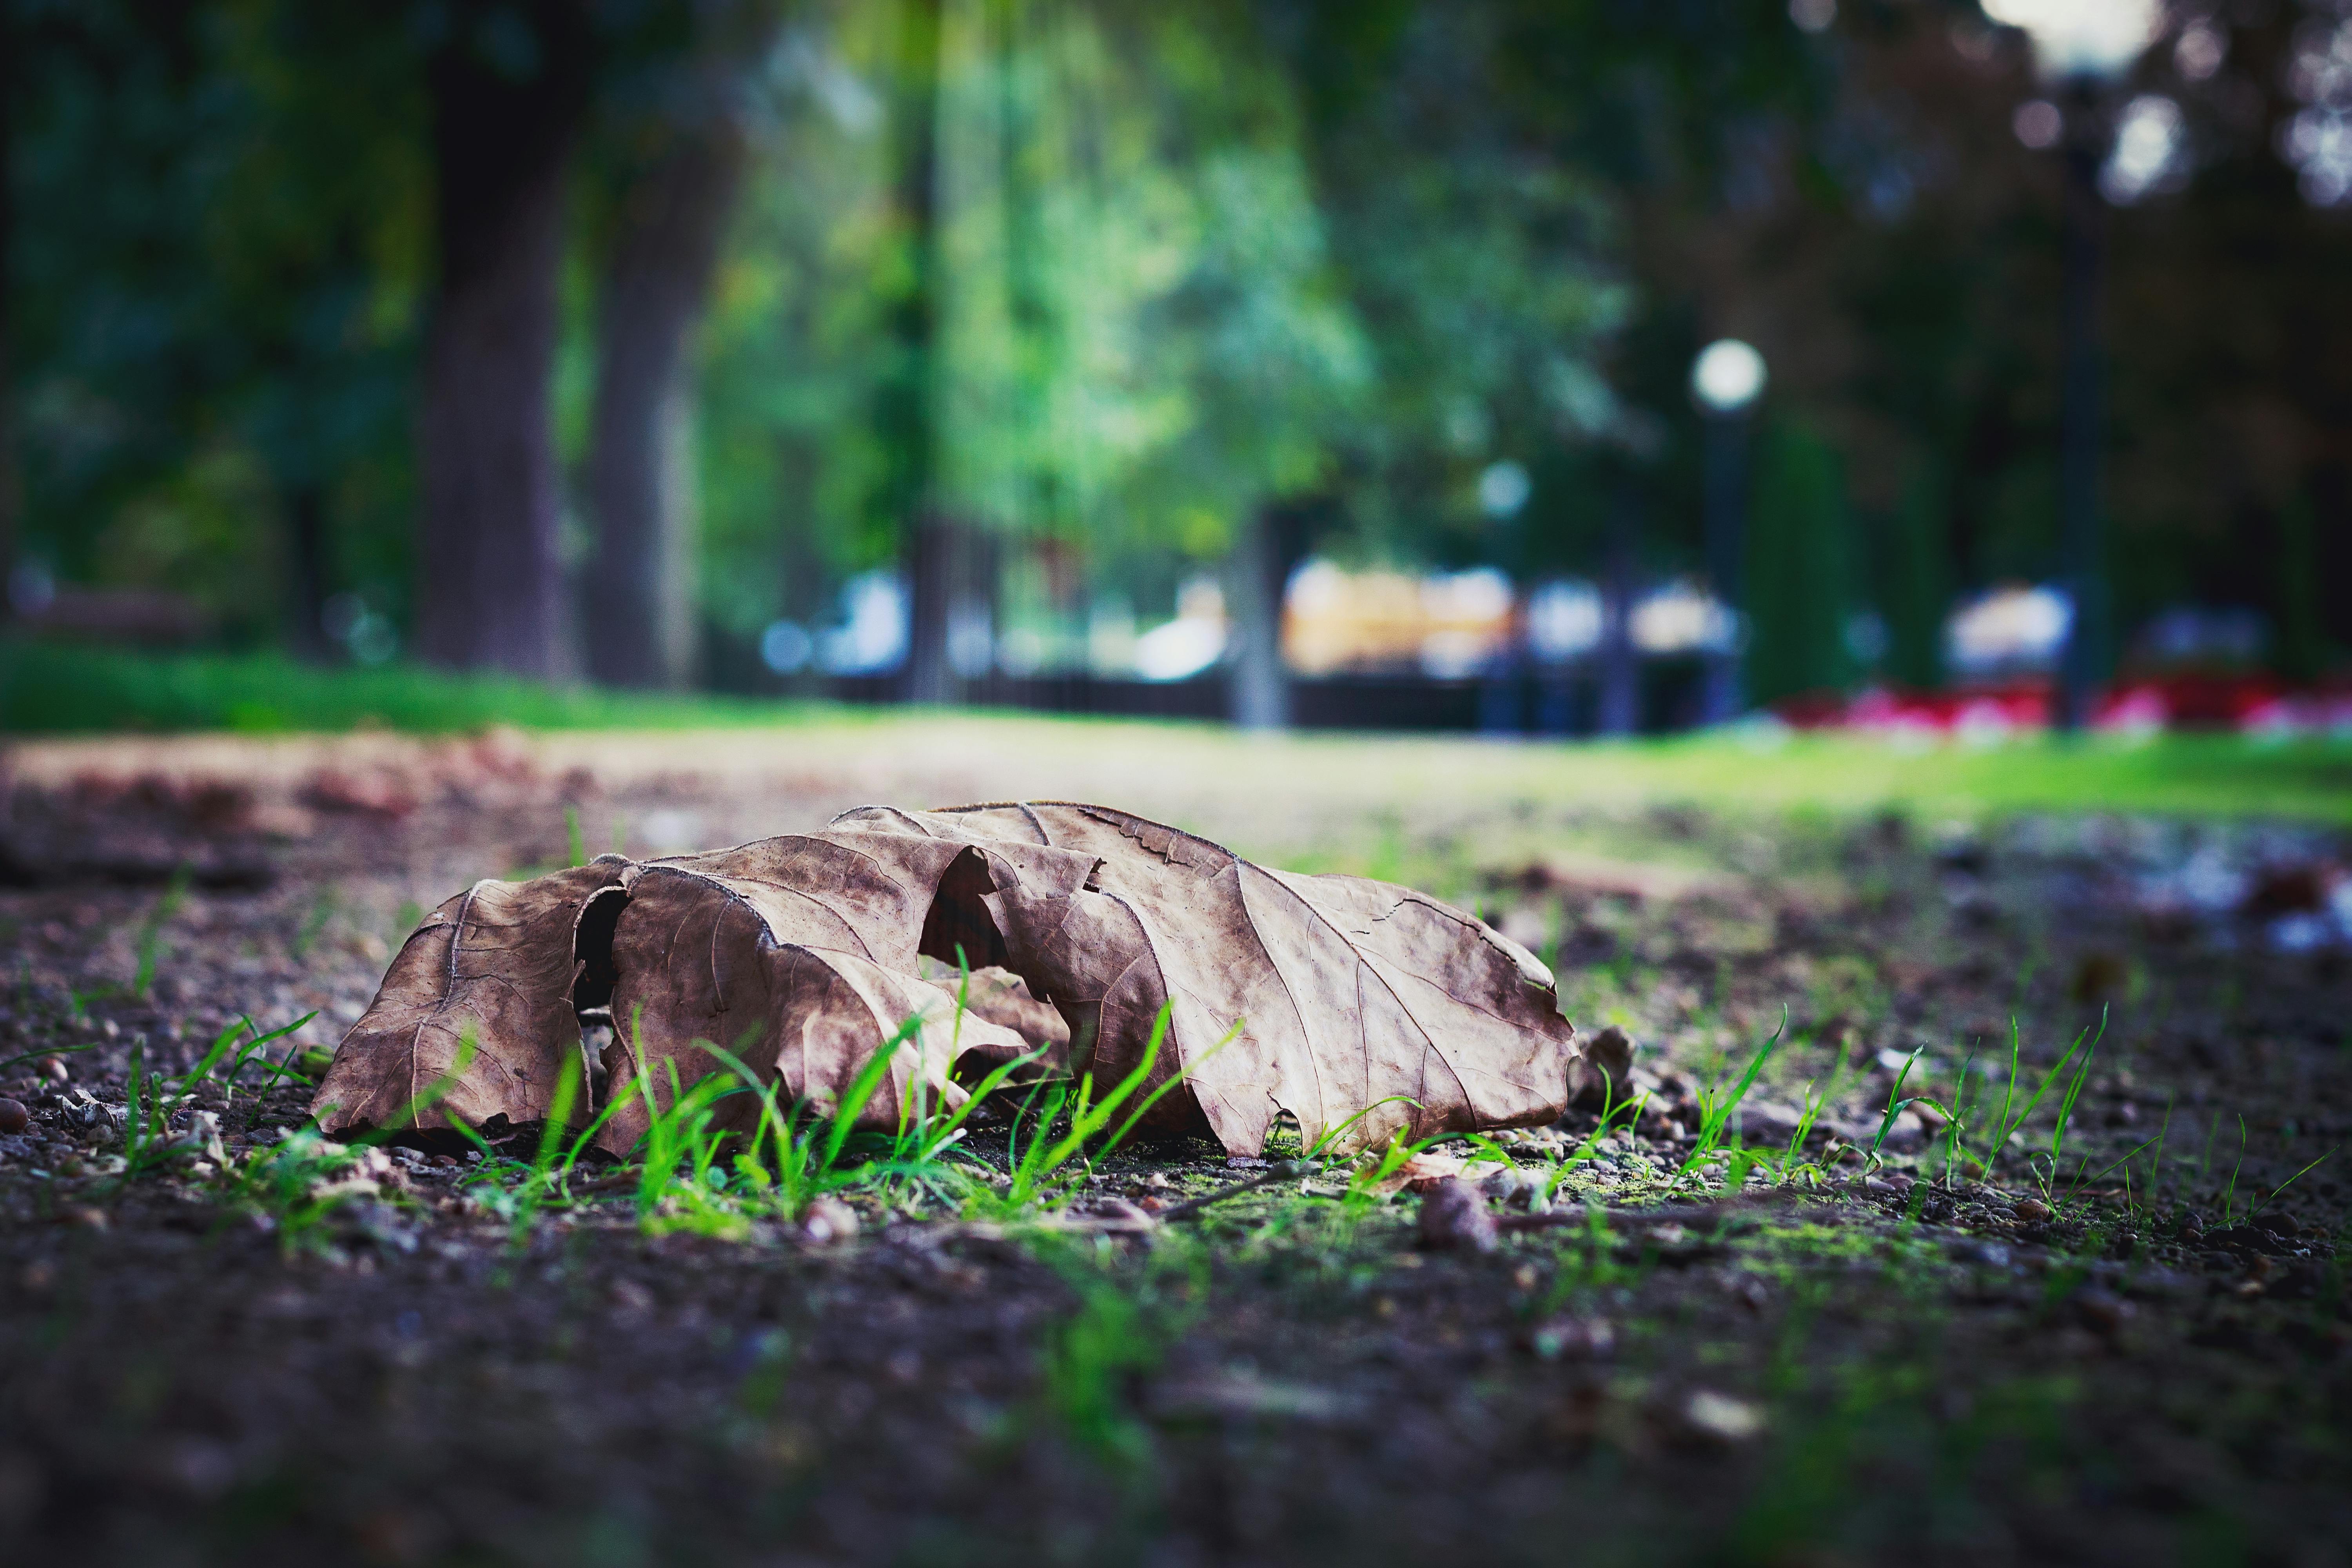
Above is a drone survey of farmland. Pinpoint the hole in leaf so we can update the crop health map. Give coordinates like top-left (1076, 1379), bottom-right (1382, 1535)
top-left (573, 887), bottom-right (629, 1019)
top-left (917, 847), bottom-right (1013, 973)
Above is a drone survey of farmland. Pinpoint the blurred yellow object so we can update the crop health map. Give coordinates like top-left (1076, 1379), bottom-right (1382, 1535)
top-left (1283, 561), bottom-right (1513, 678)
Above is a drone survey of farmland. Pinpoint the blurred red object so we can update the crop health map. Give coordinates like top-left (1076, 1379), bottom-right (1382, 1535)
top-left (1786, 674), bottom-right (2350, 738)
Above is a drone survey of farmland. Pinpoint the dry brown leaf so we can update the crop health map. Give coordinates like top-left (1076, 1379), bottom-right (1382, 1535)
top-left (311, 802), bottom-right (1583, 1158)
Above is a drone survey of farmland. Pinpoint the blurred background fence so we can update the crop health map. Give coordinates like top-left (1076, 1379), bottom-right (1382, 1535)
top-left (5, 0), bottom-right (2349, 737)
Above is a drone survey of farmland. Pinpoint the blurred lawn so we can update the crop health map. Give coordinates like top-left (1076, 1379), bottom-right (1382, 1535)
top-left (1486, 728), bottom-right (2352, 826)
top-left (4, 642), bottom-right (2347, 825)
top-left (0, 641), bottom-right (829, 734)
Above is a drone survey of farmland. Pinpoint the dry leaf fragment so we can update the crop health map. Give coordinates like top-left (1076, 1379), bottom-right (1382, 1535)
top-left (919, 964), bottom-right (1071, 1077)
top-left (1367, 1148), bottom-right (1464, 1196)
top-left (593, 836), bottom-right (1038, 1154)
top-left (1359, 1148), bottom-right (1510, 1197)
top-left (312, 859), bottom-right (629, 1137)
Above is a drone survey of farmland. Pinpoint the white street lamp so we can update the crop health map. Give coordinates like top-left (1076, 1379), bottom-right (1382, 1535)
top-left (1978, 0), bottom-right (2160, 730)
top-left (1979, 0), bottom-right (2160, 83)
top-left (1690, 339), bottom-right (1767, 415)
top-left (1691, 339), bottom-right (1766, 724)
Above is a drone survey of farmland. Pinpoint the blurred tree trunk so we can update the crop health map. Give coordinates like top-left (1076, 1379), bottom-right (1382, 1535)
top-left (1746, 421), bottom-right (1855, 708)
top-left (902, 521), bottom-right (997, 704)
top-left (1698, 412), bottom-right (1748, 724)
top-left (2275, 493), bottom-right (2323, 685)
top-left (412, 3), bottom-right (594, 676)
top-left (903, 517), bottom-right (956, 704)
top-left (1228, 503), bottom-right (1309, 731)
top-left (286, 485), bottom-right (330, 661)
top-left (882, 0), bottom-right (950, 704)
top-left (0, 23), bottom-right (16, 627)
top-left (2052, 79), bottom-right (2107, 731)
top-left (583, 107), bottom-right (748, 689)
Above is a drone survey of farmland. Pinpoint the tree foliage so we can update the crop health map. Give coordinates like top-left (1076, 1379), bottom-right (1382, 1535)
top-left (7, 0), bottom-right (2347, 688)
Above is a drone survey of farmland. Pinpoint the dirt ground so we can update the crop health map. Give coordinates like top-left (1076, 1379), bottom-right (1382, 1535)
top-left (1, 726), bottom-right (2347, 1568)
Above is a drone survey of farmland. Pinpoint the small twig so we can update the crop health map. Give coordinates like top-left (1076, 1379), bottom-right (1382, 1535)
top-left (1493, 1190), bottom-right (1802, 1233)
top-left (1157, 1159), bottom-right (1321, 1222)
top-left (902, 1212), bottom-right (1158, 1244)
top-left (1496, 1203), bottom-right (1733, 1234)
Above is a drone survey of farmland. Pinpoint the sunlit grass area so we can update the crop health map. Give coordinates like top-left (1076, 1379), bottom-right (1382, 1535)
top-left (6, 641), bottom-right (2348, 827)
top-left (1443, 726), bottom-right (2352, 825)
top-left (0, 641), bottom-right (835, 735)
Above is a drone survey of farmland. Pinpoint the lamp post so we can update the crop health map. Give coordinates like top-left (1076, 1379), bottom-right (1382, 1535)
top-left (1691, 338), bottom-right (1766, 726)
top-left (1596, 474), bottom-right (1642, 737)
top-left (1980, 0), bottom-right (2160, 730)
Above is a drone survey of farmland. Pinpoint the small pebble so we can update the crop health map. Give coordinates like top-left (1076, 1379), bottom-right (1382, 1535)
top-left (801, 1196), bottom-right (860, 1245)
top-left (2014, 1198), bottom-right (2052, 1223)
top-left (0, 1098), bottom-right (27, 1135)
top-left (37, 1057), bottom-right (69, 1083)
top-left (1417, 1178), bottom-right (1499, 1254)
top-left (1524, 1315), bottom-right (1614, 1361)
top-left (1681, 1390), bottom-right (1766, 1445)
top-left (2074, 1288), bottom-right (2134, 1335)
